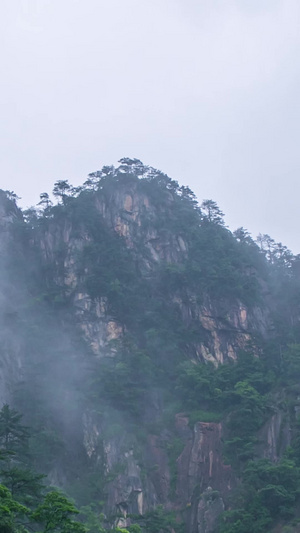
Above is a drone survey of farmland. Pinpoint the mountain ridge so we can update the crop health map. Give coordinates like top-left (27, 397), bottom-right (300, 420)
top-left (0, 159), bottom-right (300, 532)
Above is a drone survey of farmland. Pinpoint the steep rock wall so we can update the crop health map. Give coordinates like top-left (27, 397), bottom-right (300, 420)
top-left (0, 183), bottom-right (285, 532)
top-left (38, 183), bottom-right (271, 365)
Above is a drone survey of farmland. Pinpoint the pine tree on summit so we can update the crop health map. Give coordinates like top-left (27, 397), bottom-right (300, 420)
top-left (201, 199), bottom-right (224, 225)
top-left (53, 180), bottom-right (72, 203)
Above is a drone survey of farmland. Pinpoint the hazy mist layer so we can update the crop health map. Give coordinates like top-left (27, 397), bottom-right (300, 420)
top-left (1, 0), bottom-right (299, 251)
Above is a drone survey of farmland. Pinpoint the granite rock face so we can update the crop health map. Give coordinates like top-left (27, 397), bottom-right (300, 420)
top-left (0, 181), bottom-right (289, 532)
top-left (197, 488), bottom-right (225, 533)
top-left (36, 179), bottom-right (271, 365)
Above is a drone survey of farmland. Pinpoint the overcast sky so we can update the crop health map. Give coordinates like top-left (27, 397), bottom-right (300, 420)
top-left (1, 0), bottom-right (299, 252)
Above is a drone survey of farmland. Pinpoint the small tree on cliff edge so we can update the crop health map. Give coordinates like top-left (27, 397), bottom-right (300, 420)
top-left (201, 199), bottom-right (224, 225)
top-left (53, 180), bottom-right (72, 204)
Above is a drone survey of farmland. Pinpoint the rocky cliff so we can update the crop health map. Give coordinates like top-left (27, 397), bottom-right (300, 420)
top-left (0, 160), bottom-right (299, 532)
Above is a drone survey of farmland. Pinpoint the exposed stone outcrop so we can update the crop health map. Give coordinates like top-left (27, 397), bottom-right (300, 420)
top-left (257, 408), bottom-right (291, 462)
top-left (174, 415), bottom-right (233, 532)
top-left (197, 488), bottom-right (225, 533)
top-left (36, 183), bottom-right (271, 365)
top-left (80, 407), bottom-right (234, 530)
top-left (0, 182), bottom-right (289, 533)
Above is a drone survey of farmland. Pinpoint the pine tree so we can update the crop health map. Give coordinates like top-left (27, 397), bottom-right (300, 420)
top-left (0, 405), bottom-right (29, 454)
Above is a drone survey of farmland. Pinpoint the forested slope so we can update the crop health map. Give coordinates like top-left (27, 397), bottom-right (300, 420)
top-left (0, 159), bottom-right (300, 532)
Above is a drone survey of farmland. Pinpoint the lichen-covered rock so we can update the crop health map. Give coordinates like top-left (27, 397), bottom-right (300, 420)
top-left (175, 416), bottom-right (233, 531)
top-left (197, 487), bottom-right (225, 533)
top-left (257, 408), bottom-right (291, 462)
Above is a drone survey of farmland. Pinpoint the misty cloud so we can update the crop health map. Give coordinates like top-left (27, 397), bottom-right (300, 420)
top-left (0, 0), bottom-right (299, 251)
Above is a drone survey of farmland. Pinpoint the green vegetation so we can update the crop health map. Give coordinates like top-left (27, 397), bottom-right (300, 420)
top-left (0, 404), bottom-right (86, 532)
top-left (219, 458), bottom-right (300, 533)
top-left (0, 405), bottom-right (146, 532)
top-left (1, 159), bottom-right (300, 532)
top-left (176, 359), bottom-right (267, 465)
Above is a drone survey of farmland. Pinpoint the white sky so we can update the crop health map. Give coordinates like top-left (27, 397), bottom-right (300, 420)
top-left (1, 0), bottom-right (299, 252)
